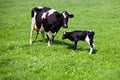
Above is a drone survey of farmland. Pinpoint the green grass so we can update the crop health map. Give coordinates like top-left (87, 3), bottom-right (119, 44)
top-left (0, 0), bottom-right (120, 80)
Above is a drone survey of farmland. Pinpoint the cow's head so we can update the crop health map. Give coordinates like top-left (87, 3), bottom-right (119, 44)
top-left (62, 11), bottom-right (74, 28)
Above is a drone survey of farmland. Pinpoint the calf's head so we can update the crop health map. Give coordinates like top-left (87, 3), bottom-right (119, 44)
top-left (62, 32), bottom-right (69, 39)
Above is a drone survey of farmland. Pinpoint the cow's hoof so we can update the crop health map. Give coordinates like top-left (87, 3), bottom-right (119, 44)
top-left (48, 44), bottom-right (50, 47)
top-left (72, 50), bottom-right (76, 53)
top-left (30, 41), bottom-right (32, 45)
top-left (89, 52), bottom-right (92, 55)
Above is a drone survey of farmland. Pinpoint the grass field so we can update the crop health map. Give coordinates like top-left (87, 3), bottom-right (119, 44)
top-left (0, 0), bottom-right (120, 80)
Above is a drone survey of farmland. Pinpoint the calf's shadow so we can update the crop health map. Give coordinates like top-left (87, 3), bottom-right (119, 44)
top-left (54, 40), bottom-right (97, 54)
top-left (32, 39), bottom-right (97, 54)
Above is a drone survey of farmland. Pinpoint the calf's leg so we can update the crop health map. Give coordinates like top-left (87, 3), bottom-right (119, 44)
top-left (73, 41), bottom-right (78, 51)
top-left (89, 40), bottom-right (94, 54)
top-left (85, 35), bottom-right (94, 54)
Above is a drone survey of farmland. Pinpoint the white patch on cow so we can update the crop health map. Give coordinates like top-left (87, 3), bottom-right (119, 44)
top-left (34, 25), bottom-right (37, 30)
top-left (62, 12), bottom-right (67, 27)
top-left (41, 9), bottom-right (56, 19)
top-left (41, 12), bottom-right (47, 19)
top-left (53, 32), bottom-right (56, 36)
top-left (62, 12), bottom-right (67, 18)
top-left (85, 35), bottom-right (90, 44)
top-left (48, 9), bottom-right (56, 16)
top-left (37, 6), bottom-right (43, 9)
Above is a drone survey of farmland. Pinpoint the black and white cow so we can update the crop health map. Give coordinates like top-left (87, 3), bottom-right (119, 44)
top-left (30, 6), bottom-right (74, 46)
top-left (62, 30), bottom-right (95, 54)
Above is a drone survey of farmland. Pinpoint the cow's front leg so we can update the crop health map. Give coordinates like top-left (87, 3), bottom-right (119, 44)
top-left (35, 30), bottom-right (39, 40)
top-left (46, 32), bottom-right (51, 46)
top-left (51, 32), bottom-right (56, 43)
top-left (73, 41), bottom-right (78, 52)
top-left (41, 31), bottom-right (45, 42)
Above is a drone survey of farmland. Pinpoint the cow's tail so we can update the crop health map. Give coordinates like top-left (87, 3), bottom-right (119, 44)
top-left (31, 7), bottom-right (43, 18)
top-left (31, 8), bottom-right (35, 18)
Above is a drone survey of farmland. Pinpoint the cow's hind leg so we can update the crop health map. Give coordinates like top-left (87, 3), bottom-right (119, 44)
top-left (30, 22), bottom-right (35, 45)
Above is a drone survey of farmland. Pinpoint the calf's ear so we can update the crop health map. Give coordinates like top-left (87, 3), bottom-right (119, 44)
top-left (69, 14), bottom-right (74, 18)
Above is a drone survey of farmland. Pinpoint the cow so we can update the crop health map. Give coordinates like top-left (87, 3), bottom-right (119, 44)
top-left (30, 6), bottom-right (74, 46)
top-left (62, 30), bottom-right (95, 54)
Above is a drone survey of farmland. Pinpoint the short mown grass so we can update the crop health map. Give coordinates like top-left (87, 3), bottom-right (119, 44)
top-left (0, 0), bottom-right (120, 80)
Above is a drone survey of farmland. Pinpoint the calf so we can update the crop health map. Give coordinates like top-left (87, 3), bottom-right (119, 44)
top-left (30, 6), bottom-right (74, 46)
top-left (62, 30), bottom-right (95, 54)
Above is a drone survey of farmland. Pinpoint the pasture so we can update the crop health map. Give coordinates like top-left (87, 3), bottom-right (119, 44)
top-left (0, 0), bottom-right (120, 80)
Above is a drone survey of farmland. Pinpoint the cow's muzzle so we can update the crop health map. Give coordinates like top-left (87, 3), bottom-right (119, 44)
top-left (63, 25), bottom-right (68, 28)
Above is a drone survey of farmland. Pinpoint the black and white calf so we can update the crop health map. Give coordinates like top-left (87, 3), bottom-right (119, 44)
top-left (62, 30), bottom-right (95, 54)
top-left (30, 6), bottom-right (74, 46)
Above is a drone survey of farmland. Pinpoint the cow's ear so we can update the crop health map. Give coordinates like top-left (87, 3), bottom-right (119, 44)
top-left (69, 14), bottom-right (74, 18)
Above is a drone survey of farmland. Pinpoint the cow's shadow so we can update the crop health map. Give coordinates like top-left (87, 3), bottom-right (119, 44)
top-left (32, 39), bottom-right (71, 46)
top-left (53, 40), bottom-right (71, 46)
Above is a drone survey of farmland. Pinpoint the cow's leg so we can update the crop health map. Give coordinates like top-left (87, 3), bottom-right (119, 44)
top-left (40, 24), bottom-right (45, 42)
top-left (30, 22), bottom-right (35, 45)
top-left (51, 32), bottom-right (56, 44)
top-left (73, 41), bottom-right (78, 52)
top-left (41, 30), bottom-right (45, 42)
top-left (35, 30), bottom-right (39, 40)
top-left (46, 32), bottom-right (51, 46)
